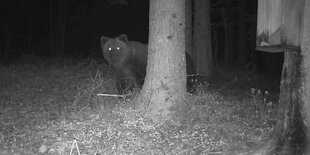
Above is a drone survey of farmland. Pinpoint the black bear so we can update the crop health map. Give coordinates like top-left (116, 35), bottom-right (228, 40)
top-left (100, 34), bottom-right (196, 94)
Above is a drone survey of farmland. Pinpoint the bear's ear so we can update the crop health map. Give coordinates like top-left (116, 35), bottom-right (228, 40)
top-left (118, 34), bottom-right (128, 42)
top-left (100, 36), bottom-right (110, 45)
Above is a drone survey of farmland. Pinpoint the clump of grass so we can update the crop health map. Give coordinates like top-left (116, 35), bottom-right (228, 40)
top-left (250, 88), bottom-right (275, 127)
top-left (190, 78), bottom-right (210, 95)
top-left (250, 88), bottom-right (273, 115)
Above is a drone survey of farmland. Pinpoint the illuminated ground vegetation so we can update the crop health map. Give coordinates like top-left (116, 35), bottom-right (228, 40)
top-left (0, 56), bottom-right (277, 155)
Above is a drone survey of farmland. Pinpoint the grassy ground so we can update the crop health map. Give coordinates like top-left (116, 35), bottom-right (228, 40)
top-left (0, 56), bottom-right (279, 155)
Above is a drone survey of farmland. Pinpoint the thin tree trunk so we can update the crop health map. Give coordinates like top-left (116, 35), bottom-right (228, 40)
top-left (193, 0), bottom-right (213, 77)
top-left (222, 0), bottom-right (234, 68)
top-left (237, 0), bottom-right (247, 65)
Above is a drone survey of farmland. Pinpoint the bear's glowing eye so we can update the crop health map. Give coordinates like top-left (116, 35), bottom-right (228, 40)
top-left (108, 47), bottom-right (112, 51)
top-left (116, 47), bottom-right (120, 50)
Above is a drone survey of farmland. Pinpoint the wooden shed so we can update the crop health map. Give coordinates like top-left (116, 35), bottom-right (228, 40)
top-left (256, 0), bottom-right (305, 52)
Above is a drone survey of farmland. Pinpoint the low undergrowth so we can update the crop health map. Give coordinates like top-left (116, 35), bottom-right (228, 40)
top-left (0, 56), bottom-right (277, 155)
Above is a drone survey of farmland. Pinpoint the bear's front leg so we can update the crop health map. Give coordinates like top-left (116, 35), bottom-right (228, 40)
top-left (115, 67), bottom-right (139, 95)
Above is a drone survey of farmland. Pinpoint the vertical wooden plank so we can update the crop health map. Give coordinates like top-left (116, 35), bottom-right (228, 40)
top-left (282, 0), bottom-right (305, 46)
top-left (257, 0), bottom-right (282, 46)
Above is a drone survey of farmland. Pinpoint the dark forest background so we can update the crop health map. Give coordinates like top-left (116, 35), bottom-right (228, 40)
top-left (0, 0), bottom-right (283, 76)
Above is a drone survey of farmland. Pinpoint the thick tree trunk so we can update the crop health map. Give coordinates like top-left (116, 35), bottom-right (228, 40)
top-left (137, 0), bottom-right (186, 122)
top-left (193, 0), bottom-right (213, 77)
top-left (301, 0), bottom-right (310, 153)
top-left (246, 51), bottom-right (306, 155)
top-left (268, 51), bottom-right (305, 154)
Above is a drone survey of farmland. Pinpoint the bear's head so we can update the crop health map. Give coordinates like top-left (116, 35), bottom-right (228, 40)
top-left (100, 34), bottom-right (131, 68)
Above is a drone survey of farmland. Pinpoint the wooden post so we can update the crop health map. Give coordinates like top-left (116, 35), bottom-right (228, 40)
top-left (270, 51), bottom-right (305, 154)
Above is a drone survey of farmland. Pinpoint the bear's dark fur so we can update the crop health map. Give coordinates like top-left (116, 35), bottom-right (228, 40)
top-left (100, 34), bottom-right (196, 94)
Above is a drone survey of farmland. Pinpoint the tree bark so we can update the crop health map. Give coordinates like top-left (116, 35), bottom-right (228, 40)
top-left (300, 0), bottom-right (310, 153)
top-left (268, 51), bottom-right (305, 154)
top-left (137, 0), bottom-right (187, 122)
top-left (185, 0), bottom-right (192, 59)
top-left (193, 0), bottom-right (213, 77)
top-left (242, 51), bottom-right (306, 155)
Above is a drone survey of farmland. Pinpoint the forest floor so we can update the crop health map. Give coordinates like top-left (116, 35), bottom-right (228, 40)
top-left (0, 56), bottom-right (280, 155)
